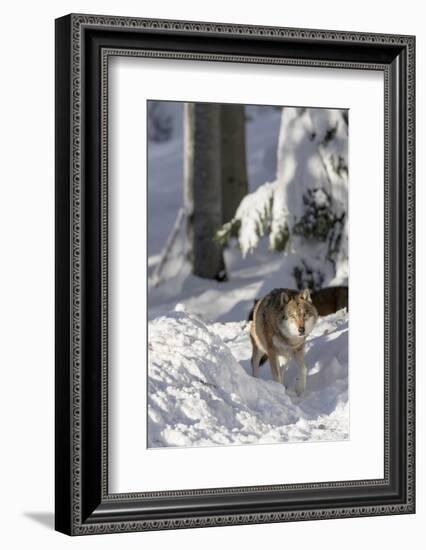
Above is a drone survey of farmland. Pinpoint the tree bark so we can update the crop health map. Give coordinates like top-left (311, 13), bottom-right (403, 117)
top-left (183, 102), bottom-right (226, 281)
top-left (220, 104), bottom-right (248, 223)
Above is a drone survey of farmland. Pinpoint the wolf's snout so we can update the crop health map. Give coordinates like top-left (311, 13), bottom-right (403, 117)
top-left (298, 326), bottom-right (305, 335)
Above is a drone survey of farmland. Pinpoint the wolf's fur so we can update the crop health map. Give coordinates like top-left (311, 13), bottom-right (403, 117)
top-left (250, 288), bottom-right (318, 396)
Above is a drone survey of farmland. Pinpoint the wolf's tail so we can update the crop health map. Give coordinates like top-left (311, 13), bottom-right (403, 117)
top-left (248, 299), bottom-right (260, 322)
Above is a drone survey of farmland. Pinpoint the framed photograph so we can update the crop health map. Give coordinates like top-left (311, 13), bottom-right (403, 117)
top-left (55, 14), bottom-right (415, 535)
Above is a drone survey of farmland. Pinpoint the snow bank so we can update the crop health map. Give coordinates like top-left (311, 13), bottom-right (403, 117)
top-left (148, 308), bottom-right (349, 448)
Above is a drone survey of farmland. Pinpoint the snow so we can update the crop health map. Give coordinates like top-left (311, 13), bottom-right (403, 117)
top-left (233, 180), bottom-right (277, 256)
top-left (148, 307), bottom-right (348, 448)
top-left (148, 240), bottom-right (290, 322)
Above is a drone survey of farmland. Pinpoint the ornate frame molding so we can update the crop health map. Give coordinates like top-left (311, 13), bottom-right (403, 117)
top-left (55, 13), bottom-right (415, 535)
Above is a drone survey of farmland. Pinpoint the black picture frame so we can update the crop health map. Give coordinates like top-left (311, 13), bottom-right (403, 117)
top-left (55, 13), bottom-right (415, 536)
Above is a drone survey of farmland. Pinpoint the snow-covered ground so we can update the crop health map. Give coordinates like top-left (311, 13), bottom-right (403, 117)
top-left (148, 307), bottom-right (348, 448)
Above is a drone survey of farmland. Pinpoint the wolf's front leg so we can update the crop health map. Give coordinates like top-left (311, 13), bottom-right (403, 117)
top-left (277, 354), bottom-right (289, 387)
top-left (294, 347), bottom-right (307, 396)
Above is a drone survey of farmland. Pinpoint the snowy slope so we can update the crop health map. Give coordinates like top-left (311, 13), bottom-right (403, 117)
top-left (148, 307), bottom-right (348, 448)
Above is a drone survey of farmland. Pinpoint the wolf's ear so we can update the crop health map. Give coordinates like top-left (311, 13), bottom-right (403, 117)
top-left (280, 291), bottom-right (289, 306)
top-left (300, 288), bottom-right (312, 302)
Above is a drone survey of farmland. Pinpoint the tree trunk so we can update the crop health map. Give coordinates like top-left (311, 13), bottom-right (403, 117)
top-left (220, 104), bottom-right (248, 223)
top-left (183, 102), bottom-right (226, 281)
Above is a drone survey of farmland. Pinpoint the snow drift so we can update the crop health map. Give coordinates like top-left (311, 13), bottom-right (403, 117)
top-left (148, 307), bottom-right (348, 448)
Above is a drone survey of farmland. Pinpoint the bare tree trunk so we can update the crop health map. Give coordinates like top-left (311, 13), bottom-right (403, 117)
top-left (220, 104), bottom-right (248, 223)
top-left (183, 102), bottom-right (226, 281)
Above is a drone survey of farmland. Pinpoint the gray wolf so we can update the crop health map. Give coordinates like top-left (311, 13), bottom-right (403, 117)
top-left (250, 288), bottom-right (318, 396)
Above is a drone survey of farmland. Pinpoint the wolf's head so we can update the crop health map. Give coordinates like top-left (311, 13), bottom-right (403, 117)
top-left (279, 289), bottom-right (318, 339)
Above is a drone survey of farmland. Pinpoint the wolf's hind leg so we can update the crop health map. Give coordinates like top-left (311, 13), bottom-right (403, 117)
top-left (250, 336), bottom-right (264, 378)
top-left (267, 349), bottom-right (281, 384)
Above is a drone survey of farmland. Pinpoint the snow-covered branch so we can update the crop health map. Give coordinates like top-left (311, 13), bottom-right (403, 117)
top-left (217, 107), bottom-right (348, 290)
